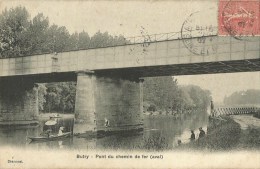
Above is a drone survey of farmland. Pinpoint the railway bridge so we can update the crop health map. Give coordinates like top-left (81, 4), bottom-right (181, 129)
top-left (0, 31), bottom-right (259, 133)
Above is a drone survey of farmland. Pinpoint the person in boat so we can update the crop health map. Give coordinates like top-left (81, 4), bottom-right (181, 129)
top-left (58, 127), bottom-right (64, 136)
top-left (190, 130), bottom-right (195, 141)
top-left (45, 129), bottom-right (52, 138)
top-left (198, 127), bottom-right (205, 139)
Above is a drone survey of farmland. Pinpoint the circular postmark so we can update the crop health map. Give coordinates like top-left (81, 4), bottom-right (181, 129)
top-left (221, 0), bottom-right (259, 41)
top-left (181, 11), bottom-right (218, 56)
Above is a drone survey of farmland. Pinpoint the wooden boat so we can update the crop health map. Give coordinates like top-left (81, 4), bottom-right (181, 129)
top-left (29, 132), bottom-right (71, 142)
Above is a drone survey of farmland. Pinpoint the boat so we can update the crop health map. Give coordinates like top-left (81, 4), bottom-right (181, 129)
top-left (29, 132), bottom-right (72, 142)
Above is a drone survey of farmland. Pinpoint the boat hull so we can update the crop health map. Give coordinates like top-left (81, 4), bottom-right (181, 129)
top-left (29, 132), bottom-right (71, 142)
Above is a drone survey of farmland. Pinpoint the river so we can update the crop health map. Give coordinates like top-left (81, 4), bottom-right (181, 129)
top-left (0, 110), bottom-right (208, 151)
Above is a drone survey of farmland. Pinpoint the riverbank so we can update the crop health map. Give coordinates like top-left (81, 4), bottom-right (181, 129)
top-left (143, 109), bottom-right (205, 116)
top-left (0, 120), bottom-right (39, 126)
top-left (176, 115), bottom-right (260, 151)
top-left (231, 115), bottom-right (260, 129)
top-left (231, 115), bottom-right (260, 150)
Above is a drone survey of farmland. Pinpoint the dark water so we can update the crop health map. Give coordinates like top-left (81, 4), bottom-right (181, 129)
top-left (0, 110), bottom-right (208, 151)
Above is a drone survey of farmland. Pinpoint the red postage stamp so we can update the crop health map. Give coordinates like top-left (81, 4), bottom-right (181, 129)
top-left (218, 0), bottom-right (259, 37)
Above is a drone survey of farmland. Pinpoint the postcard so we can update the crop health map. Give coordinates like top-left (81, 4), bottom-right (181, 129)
top-left (0, 0), bottom-right (259, 168)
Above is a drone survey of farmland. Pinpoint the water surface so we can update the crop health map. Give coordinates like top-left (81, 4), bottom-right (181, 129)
top-left (0, 110), bottom-right (208, 151)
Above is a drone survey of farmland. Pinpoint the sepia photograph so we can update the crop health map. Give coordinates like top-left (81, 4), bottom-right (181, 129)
top-left (0, 0), bottom-right (259, 168)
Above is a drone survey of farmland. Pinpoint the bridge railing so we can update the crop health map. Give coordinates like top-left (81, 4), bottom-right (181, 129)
top-left (125, 31), bottom-right (183, 44)
top-left (213, 106), bottom-right (260, 116)
top-left (86, 27), bottom-right (218, 48)
top-left (123, 27), bottom-right (218, 46)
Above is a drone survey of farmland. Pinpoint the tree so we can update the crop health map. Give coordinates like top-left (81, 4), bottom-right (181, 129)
top-left (68, 32), bottom-right (79, 50)
top-left (181, 85), bottom-right (211, 109)
top-left (143, 77), bottom-right (211, 112)
top-left (143, 76), bottom-right (179, 111)
top-left (45, 24), bottom-right (71, 53)
top-left (38, 84), bottom-right (47, 111)
top-left (0, 6), bottom-right (30, 57)
top-left (78, 31), bottom-right (90, 49)
top-left (224, 89), bottom-right (260, 105)
top-left (88, 31), bottom-right (127, 48)
top-left (43, 82), bottom-right (76, 113)
top-left (89, 31), bottom-right (111, 48)
top-left (57, 82), bottom-right (76, 113)
top-left (44, 83), bottom-right (61, 112)
top-left (27, 13), bottom-right (49, 55)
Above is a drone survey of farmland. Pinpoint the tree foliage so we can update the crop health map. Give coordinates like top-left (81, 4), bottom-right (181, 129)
top-left (224, 89), bottom-right (260, 105)
top-left (143, 77), bottom-right (211, 112)
top-left (0, 6), bottom-right (30, 57)
top-left (0, 6), bottom-right (128, 58)
top-left (180, 85), bottom-right (211, 109)
top-left (38, 84), bottom-right (47, 111)
top-left (44, 82), bottom-right (76, 113)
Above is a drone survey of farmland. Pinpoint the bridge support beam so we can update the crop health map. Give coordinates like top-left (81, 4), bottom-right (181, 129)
top-left (0, 79), bottom-right (39, 124)
top-left (74, 71), bottom-right (143, 134)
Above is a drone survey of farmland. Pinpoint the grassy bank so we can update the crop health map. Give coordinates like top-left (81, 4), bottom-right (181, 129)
top-left (236, 127), bottom-right (260, 150)
top-left (176, 116), bottom-right (242, 151)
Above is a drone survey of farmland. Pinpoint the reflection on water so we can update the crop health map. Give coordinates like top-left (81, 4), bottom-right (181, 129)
top-left (0, 110), bottom-right (208, 151)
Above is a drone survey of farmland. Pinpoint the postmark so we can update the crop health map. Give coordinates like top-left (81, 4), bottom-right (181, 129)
top-left (219, 0), bottom-right (259, 41)
top-left (181, 11), bottom-right (218, 56)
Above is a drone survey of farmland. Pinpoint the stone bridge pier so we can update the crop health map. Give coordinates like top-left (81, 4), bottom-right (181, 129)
top-left (74, 71), bottom-right (144, 134)
top-left (0, 78), bottom-right (39, 124)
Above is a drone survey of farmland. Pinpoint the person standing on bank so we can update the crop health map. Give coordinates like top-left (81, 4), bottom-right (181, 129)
top-left (199, 127), bottom-right (205, 138)
top-left (210, 100), bottom-right (215, 117)
top-left (190, 130), bottom-right (195, 141)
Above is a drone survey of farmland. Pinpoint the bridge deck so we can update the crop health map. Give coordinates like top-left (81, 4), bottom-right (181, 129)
top-left (0, 36), bottom-right (259, 78)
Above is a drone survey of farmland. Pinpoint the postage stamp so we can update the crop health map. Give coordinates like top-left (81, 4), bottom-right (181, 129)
top-left (218, 0), bottom-right (260, 39)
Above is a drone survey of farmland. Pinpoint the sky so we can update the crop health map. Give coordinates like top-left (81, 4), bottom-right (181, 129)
top-left (1, 0), bottom-right (259, 103)
top-left (1, 1), bottom-right (217, 37)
